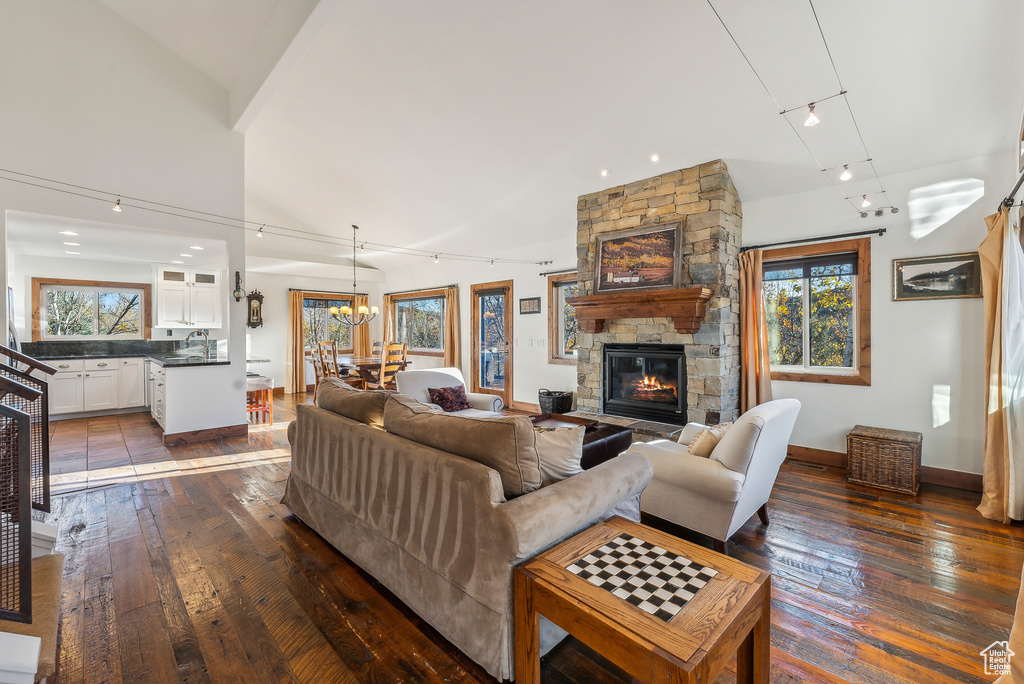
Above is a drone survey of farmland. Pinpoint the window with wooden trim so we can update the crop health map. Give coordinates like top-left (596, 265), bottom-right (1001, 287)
top-left (32, 278), bottom-right (152, 341)
top-left (302, 296), bottom-right (353, 352)
top-left (761, 238), bottom-right (871, 385)
top-left (390, 289), bottom-right (446, 356)
top-left (547, 273), bottom-right (579, 365)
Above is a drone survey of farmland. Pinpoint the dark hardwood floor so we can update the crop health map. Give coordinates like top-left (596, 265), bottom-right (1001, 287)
top-left (42, 394), bottom-right (1023, 683)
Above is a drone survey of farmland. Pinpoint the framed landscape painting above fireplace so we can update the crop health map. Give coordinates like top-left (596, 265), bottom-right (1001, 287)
top-left (594, 223), bottom-right (682, 293)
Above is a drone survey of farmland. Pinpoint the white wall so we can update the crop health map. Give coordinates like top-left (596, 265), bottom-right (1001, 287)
top-left (743, 151), bottom-right (1016, 473)
top-left (243, 271), bottom-right (384, 388)
top-left (0, 1), bottom-right (247, 432)
top-left (381, 247), bottom-right (578, 407)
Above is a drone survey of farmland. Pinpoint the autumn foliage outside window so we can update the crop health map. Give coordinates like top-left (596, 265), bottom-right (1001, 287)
top-left (394, 296), bottom-right (445, 352)
top-left (758, 237), bottom-right (870, 386)
top-left (302, 298), bottom-right (352, 352)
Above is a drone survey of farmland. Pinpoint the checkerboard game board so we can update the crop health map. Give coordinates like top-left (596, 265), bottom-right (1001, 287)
top-left (566, 535), bottom-right (718, 622)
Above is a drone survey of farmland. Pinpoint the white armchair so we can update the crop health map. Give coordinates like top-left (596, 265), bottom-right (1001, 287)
top-left (627, 398), bottom-right (801, 554)
top-left (394, 367), bottom-right (504, 417)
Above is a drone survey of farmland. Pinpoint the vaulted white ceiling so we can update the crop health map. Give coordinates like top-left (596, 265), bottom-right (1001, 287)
top-left (100, 0), bottom-right (1024, 269)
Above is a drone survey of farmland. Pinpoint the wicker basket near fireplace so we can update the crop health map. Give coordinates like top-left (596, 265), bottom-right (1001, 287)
top-left (846, 425), bottom-right (922, 495)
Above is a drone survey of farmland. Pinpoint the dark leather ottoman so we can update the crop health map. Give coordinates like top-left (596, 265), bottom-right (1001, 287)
top-left (530, 414), bottom-right (633, 470)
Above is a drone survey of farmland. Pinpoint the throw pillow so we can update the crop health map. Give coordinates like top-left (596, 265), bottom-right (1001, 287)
top-left (534, 426), bottom-right (586, 486)
top-left (428, 385), bottom-right (471, 412)
top-left (686, 422), bottom-right (733, 458)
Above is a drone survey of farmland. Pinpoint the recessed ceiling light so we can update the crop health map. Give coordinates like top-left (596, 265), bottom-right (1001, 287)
top-left (59, 230), bottom-right (78, 236)
top-left (63, 242), bottom-right (79, 246)
top-left (189, 245), bottom-right (204, 250)
top-left (65, 251), bottom-right (80, 255)
top-left (179, 253), bottom-right (193, 257)
top-left (651, 154), bottom-right (660, 162)
top-left (171, 260), bottom-right (184, 264)
top-left (600, 169), bottom-right (609, 177)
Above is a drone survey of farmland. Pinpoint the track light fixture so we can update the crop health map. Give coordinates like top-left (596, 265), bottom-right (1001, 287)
top-left (112, 198), bottom-right (122, 212)
top-left (256, 225), bottom-right (264, 238)
top-left (840, 166), bottom-right (852, 181)
top-left (804, 104), bottom-right (819, 127)
top-left (860, 195), bottom-right (871, 208)
top-left (859, 205), bottom-right (899, 218)
top-left (434, 254), bottom-right (439, 263)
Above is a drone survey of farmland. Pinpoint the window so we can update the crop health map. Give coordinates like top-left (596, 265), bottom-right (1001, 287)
top-left (761, 238), bottom-right (870, 385)
top-left (302, 297), bottom-right (353, 351)
top-left (394, 295), bottom-right (445, 354)
top-left (548, 273), bottom-right (579, 365)
top-left (32, 278), bottom-right (151, 341)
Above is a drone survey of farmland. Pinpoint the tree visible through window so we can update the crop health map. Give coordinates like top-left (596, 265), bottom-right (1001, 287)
top-left (42, 286), bottom-right (143, 338)
top-left (395, 297), bottom-right (445, 352)
top-left (302, 298), bottom-right (352, 351)
top-left (764, 254), bottom-right (856, 369)
top-left (548, 273), bottom-right (579, 364)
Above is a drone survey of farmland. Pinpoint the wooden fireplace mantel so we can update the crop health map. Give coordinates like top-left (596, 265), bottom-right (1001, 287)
top-left (567, 286), bottom-right (713, 334)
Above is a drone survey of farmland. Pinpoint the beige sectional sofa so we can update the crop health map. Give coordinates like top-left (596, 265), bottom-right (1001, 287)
top-left (282, 379), bottom-right (652, 680)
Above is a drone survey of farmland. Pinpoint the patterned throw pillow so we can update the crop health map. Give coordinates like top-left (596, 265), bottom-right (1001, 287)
top-left (427, 385), bottom-right (472, 412)
top-left (686, 422), bottom-right (733, 458)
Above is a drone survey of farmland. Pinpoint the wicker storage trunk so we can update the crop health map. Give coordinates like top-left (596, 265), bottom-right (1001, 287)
top-left (846, 425), bottom-right (922, 495)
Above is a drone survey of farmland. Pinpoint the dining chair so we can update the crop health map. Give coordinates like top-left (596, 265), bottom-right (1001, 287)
top-left (371, 340), bottom-right (384, 360)
top-left (366, 343), bottom-right (406, 390)
top-left (317, 341), bottom-right (342, 378)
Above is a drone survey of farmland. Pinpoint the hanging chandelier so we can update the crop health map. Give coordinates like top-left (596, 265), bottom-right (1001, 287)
top-left (330, 224), bottom-right (378, 326)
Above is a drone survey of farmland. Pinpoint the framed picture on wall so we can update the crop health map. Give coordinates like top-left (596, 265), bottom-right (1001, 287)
top-left (892, 252), bottom-right (983, 301)
top-left (519, 297), bottom-right (541, 314)
top-left (593, 222), bottom-right (682, 293)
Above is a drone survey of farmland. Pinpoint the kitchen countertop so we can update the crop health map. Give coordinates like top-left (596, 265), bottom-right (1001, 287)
top-left (37, 353), bottom-right (231, 368)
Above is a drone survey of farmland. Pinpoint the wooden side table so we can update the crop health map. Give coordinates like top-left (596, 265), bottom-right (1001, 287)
top-left (515, 517), bottom-right (770, 683)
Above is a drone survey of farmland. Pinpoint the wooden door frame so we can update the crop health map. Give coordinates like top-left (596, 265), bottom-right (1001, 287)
top-left (470, 280), bottom-right (513, 408)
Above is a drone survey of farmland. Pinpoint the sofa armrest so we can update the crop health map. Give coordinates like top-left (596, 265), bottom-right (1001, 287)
top-left (628, 441), bottom-right (745, 503)
top-left (498, 452), bottom-right (653, 561)
top-left (466, 392), bottom-right (502, 412)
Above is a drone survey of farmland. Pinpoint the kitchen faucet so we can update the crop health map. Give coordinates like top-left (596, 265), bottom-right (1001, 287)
top-left (185, 329), bottom-right (210, 358)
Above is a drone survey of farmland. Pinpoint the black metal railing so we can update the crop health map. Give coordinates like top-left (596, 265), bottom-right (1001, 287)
top-left (0, 346), bottom-right (56, 512)
top-left (0, 375), bottom-right (41, 623)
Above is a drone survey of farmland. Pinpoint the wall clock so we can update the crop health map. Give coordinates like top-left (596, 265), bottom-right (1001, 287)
top-left (247, 290), bottom-right (264, 328)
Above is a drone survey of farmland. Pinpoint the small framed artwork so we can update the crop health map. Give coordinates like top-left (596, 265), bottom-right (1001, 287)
top-left (519, 297), bottom-right (541, 314)
top-left (892, 253), bottom-right (983, 301)
top-left (594, 222), bottom-right (682, 293)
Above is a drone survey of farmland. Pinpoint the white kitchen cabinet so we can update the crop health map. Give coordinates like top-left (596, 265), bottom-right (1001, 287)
top-left (119, 358), bottom-right (146, 408)
top-left (155, 266), bottom-right (223, 328)
top-left (150, 364), bottom-right (166, 429)
top-left (49, 370), bottom-right (84, 414)
top-left (83, 369), bottom-right (119, 411)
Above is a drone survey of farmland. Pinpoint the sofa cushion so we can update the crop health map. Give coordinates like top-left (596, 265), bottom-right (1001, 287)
top-left (534, 426), bottom-right (585, 486)
top-left (429, 385), bottom-right (472, 412)
top-left (383, 393), bottom-right (542, 498)
top-left (686, 422), bottom-right (732, 458)
top-left (316, 378), bottom-right (392, 429)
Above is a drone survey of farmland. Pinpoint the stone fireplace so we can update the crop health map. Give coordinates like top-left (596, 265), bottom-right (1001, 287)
top-left (573, 160), bottom-right (742, 426)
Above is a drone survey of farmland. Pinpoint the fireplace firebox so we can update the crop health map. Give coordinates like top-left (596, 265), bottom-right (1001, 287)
top-left (602, 343), bottom-right (687, 425)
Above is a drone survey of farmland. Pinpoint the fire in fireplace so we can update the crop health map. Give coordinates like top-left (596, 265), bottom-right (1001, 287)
top-left (602, 343), bottom-right (687, 425)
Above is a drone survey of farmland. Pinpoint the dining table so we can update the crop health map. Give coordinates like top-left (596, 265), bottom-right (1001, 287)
top-left (338, 355), bottom-right (412, 386)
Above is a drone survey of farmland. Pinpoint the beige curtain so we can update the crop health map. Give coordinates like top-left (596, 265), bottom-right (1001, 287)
top-left (444, 286), bottom-right (461, 367)
top-left (739, 250), bottom-right (773, 413)
top-left (354, 294), bottom-right (371, 357)
top-left (285, 291), bottom-right (306, 393)
top-left (979, 207), bottom-right (1024, 523)
top-left (381, 294), bottom-right (394, 344)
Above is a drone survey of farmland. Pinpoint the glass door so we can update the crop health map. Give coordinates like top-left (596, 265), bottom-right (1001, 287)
top-left (470, 280), bottom-right (513, 408)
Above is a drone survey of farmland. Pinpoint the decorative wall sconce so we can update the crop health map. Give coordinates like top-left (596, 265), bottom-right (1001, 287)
top-left (232, 271), bottom-right (244, 302)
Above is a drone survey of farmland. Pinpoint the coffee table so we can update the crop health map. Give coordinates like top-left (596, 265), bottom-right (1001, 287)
top-left (514, 516), bottom-right (770, 683)
top-left (530, 413), bottom-right (633, 470)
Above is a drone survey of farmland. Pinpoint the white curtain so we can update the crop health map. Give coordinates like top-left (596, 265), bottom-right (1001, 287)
top-left (979, 207), bottom-right (1024, 522)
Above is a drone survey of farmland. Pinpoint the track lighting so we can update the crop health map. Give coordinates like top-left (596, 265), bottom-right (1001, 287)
top-left (861, 195), bottom-right (871, 208)
top-left (891, 207), bottom-right (899, 214)
top-left (840, 166), bottom-right (852, 181)
top-left (256, 225), bottom-right (264, 238)
top-left (804, 104), bottom-right (819, 127)
top-left (434, 254), bottom-right (439, 263)
top-left (860, 212), bottom-right (868, 218)
top-left (359, 243), bottom-right (365, 252)
top-left (875, 209), bottom-right (884, 217)
top-left (489, 260), bottom-right (495, 267)
top-left (112, 198), bottom-right (122, 212)
top-left (600, 169), bottom-right (609, 177)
